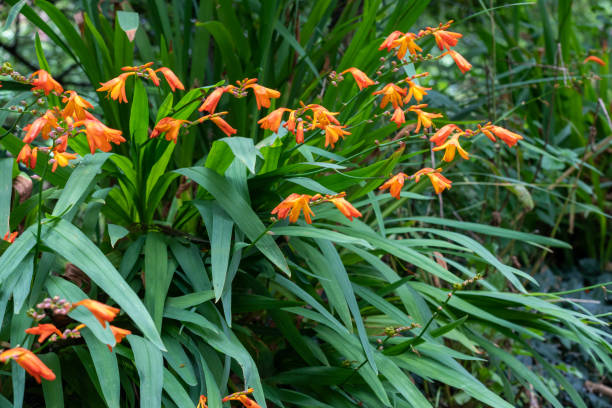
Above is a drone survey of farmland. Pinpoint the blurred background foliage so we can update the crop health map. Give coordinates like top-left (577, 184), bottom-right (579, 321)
top-left (0, 0), bottom-right (611, 407)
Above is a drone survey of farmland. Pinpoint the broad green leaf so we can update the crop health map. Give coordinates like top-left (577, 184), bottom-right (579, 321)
top-left (166, 290), bottom-right (214, 309)
top-left (42, 219), bottom-right (164, 350)
top-left (52, 153), bottom-right (110, 221)
top-left (39, 353), bottom-right (64, 408)
top-left (221, 137), bottom-right (262, 174)
top-left (163, 368), bottom-right (195, 408)
top-left (2, 0), bottom-right (27, 31)
top-left (0, 158), bottom-right (12, 237)
top-left (285, 177), bottom-right (337, 195)
top-left (271, 226), bottom-right (372, 248)
top-left (176, 167), bottom-right (289, 274)
top-left (130, 79), bottom-right (150, 146)
top-left (108, 224), bottom-right (129, 247)
top-left (11, 254), bottom-right (33, 314)
top-left (0, 226), bottom-right (36, 283)
top-left (82, 328), bottom-right (120, 408)
top-left (128, 335), bottom-right (164, 408)
top-left (162, 334), bottom-right (197, 386)
top-left (169, 241), bottom-right (212, 291)
top-left (144, 232), bottom-right (169, 331)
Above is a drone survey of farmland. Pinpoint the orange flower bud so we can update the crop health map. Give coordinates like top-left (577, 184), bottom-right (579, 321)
top-left (446, 50), bottom-right (472, 74)
top-left (2, 231), bottom-right (18, 243)
top-left (433, 29), bottom-right (462, 50)
top-left (429, 124), bottom-right (461, 146)
top-left (155, 67), bottom-right (185, 92)
top-left (341, 67), bottom-right (376, 90)
top-left (481, 125), bottom-right (523, 147)
top-left (328, 196), bottom-right (362, 221)
top-left (72, 299), bottom-right (120, 327)
top-left (25, 324), bottom-right (63, 343)
top-left (198, 87), bottom-right (227, 113)
top-left (107, 325), bottom-right (132, 351)
top-left (390, 107), bottom-right (405, 128)
top-left (0, 347), bottom-right (56, 383)
top-left (210, 116), bottom-right (237, 137)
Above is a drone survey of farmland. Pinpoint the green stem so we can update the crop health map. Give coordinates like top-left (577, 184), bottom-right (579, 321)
top-left (31, 161), bottom-right (48, 290)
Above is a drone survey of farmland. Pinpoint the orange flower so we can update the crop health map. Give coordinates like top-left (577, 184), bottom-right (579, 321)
top-left (372, 83), bottom-right (407, 109)
top-left (0, 347), bottom-right (56, 383)
top-left (412, 167), bottom-right (452, 194)
top-left (433, 29), bottom-right (462, 50)
top-left (480, 125), bottom-right (523, 147)
top-left (155, 67), bottom-right (185, 92)
top-left (405, 80), bottom-right (431, 103)
top-left (379, 172), bottom-right (409, 199)
top-left (23, 110), bottom-right (57, 143)
top-left (341, 67), bottom-right (376, 90)
top-left (121, 62), bottom-right (154, 71)
top-left (408, 105), bottom-right (443, 133)
top-left (324, 125), bottom-right (350, 148)
top-left (199, 87), bottom-right (228, 113)
top-left (51, 149), bottom-right (78, 172)
top-left (222, 389), bottom-right (261, 408)
top-left (61, 90), bottom-right (93, 120)
top-left (197, 395), bottom-right (208, 408)
top-left (257, 108), bottom-right (292, 133)
top-left (25, 324), bottom-right (63, 343)
top-left (308, 105), bottom-right (340, 129)
top-left (446, 50), bottom-right (472, 74)
top-left (391, 33), bottom-right (422, 59)
top-left (295, 120), bottom-right (305, 144)
top-left (107, 325), bottom-right (132, 351)
top-left (2, 231), bottom-right (18, 243)
top-left (210, 115), bottom-right (237, 137)
top-left (390, 107), bottom-right (405, 128)
top-left (432, 133), bottom-right (469, 162)
top-left (75, 119), bottom-right (125, 154)
top-left (146, 68), bottom-right (160, 86)
top-left (429, 124), bottom-right (461, 146)
top-left (284, 110), bottom-right (297, 133)
top-left (244, 81), bottom-right (281, 110)
top-left (72, 299), bottom-right (120, 326)
top-left (379, 31), bottom-right (403, 51)
top-left (150, 117), bottom-right (189, 143)
top-left (97, 73), bottom-right (133, 103)
top-left (583, 55), bottom-right (605, 66)
top-left (328, 196), bottom-right (362, 221)
top-left (271, 193), bottom-right (315, 224)
top-left (17, 144), bottom-right (38, 169)
top-left (30, 70), bottom-right (63, 95)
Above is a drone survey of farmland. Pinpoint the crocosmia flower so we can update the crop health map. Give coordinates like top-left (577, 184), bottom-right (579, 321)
top-left (25, 324), bottom-right (63, 344)
top-left (390, 107), bottom-right (405, 128)
top-left (30, 69), bottom-right (63, 95)
top-left (412, 167), bottom-right (452, 194)
top-left (328, 196), bottom-right (362, 221)
top-left (373, 83), bottom-right (407, 109)
top-left (62, 91), bottom-right (93, 120)
top-left (408, 105), bottom-right (443, 133)
top-left (51, 149), bottom-right (78, 172)
top-left (433, 29), bottom-right (462, 50)
top-left (97, 73), bottom-right (134, 103)
top-left (583, 55), bottom-right (605, 66)
top-left (2, 231), bottom-right (18, 243)
top-left (17, 144), bottom-right (38, 169)
top-left (446, 50), bottom-right (472, 74)
top-left (72, 299), bottom-right (120, 326)
top-left (151, 117), bottom-right (189, 143)
top-left (432, 133), bottom-right (469, 162)
top-left (0, 347), bottom-right (56, 383)
top-left (379, 172), bottom-right (409, 199)
top-left (155, 67), bottom-right (185, 92)
top-left (324, 125), bottom-right (350, 148)
top-left (257, 108), bottom-right (291, 133)
top-left (244, 81), bottom-right (281, 110)
top-left (379, 31), bottom-right (403, 51)
top-left (341, 67), bottom-right (376, 90)
top-left (210, 115), bottom-right (237, 137)
top-left (271, 193), bottom-right (315, 224)
top-left (391, 33), bottom-right (422, 59)
top-left (107, 325), bottom-right (132, 351)
top-left (75, 119), bottom-right (125, 154)
top-left (480, 124), bottom-right (523, 147)
top-left (405, 80), bottom-right (431, 103)
top-left (222, 389), bottom-right (261, 408)
top-left (429, 124), bottom-right (461, 146)
top-left (199, 86), bottom-right (228, 113)
top-left (23, 110), bottom-right (58, 143)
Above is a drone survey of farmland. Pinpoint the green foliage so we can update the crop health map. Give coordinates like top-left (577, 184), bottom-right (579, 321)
top-left (0, 1), bottom-right (610, 407)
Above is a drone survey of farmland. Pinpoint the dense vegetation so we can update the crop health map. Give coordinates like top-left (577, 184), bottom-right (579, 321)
top-left (0, 1), bottom-right (610, 407)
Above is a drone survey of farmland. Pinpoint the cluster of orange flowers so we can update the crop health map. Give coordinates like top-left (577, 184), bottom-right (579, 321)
top-left (198, 388), bottom-right (261, 408)
top-left (0, 297), bottom-right (130, 383)
top-left (271, 192), bottom-right (361, 225)
top-left (267, 21), bottom-right (523, 224)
